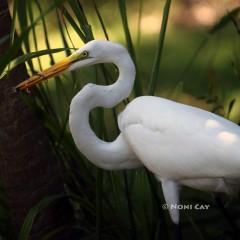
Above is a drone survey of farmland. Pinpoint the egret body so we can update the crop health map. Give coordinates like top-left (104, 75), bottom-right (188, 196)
top-left (16, 40), bottom-right (240, 223)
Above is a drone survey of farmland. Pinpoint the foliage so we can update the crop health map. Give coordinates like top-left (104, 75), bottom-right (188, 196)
top-left (18, 194), bottom-right (66, 240)
top-left (0, 0), bottom-right (240, 239)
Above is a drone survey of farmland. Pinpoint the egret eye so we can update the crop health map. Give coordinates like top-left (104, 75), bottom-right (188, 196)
top-left (82, 51), bottom-right (89, 58)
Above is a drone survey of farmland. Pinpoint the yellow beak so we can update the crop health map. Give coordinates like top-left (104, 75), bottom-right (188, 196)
top-left (15, 53), bottom-right (78, 91)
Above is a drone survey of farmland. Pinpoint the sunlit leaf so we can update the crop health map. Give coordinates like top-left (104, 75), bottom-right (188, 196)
top-left (210, 7), bottom-right (240, 34)
top-left (148, 0), bottom-right (171, 95)
top-left (10, 48), bottom-right (75, 72)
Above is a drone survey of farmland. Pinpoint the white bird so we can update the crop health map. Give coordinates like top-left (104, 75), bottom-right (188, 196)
top-left (16, 40), bottom-right (240, 224)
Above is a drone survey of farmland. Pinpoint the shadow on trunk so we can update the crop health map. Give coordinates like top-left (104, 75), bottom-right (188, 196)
top-left (0, 1), bottom-right (75, 239)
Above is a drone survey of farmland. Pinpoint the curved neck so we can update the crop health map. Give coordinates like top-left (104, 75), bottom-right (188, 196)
top-left (104, 56), bottom-right (135, 107)
top-left (69, 54), bottom-right (139, 169)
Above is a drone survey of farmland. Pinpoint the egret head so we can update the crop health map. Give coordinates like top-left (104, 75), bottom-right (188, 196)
top-left (15, 40), bottom-right (128, 91)
top-left (69, 40), bottom-right (128, 71)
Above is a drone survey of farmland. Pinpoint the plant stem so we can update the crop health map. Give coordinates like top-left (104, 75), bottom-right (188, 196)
top-left (96, 169), bottom-right (103, 240)
top-left (123, 171), bottom-right (137, 240)
top-left (148, 0), bottom-right (172, 96)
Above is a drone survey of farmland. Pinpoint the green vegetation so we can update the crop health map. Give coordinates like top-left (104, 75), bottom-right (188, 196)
top-left (1, 0), bottom-right (240, 239)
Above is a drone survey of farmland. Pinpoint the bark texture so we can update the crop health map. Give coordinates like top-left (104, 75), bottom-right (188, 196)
top-left (0, 1), bottom-right (73, 239)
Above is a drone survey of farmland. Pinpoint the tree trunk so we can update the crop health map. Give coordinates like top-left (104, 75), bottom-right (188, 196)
top-left (0, 1), bottom-right (73, 239)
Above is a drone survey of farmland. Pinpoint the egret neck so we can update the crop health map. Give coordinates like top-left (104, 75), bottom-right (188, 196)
top-left (69, 52), bottom-right (140, 169)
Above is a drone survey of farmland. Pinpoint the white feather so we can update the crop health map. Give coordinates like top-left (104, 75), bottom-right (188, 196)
top-left (119, 96), bottom-right (240, 180)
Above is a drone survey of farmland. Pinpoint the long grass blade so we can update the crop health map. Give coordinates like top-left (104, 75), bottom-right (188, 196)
top-left (136, 0), bottom-right (143, 48)
top-left (18, 194), bottom-right (66, 240)
top-left (148, 0), bottom-right (172, 95)
top-left (117, 0), bottom-right (142, 96)
top-left (146, 170), bottom-right (169, 240)
top-left (61, 6), bottom-right (87, 43)
top-left (96, 169), bottom-right (103, 240)
top-left (209, 7), bottom-right (240, 34)
top-left (34, 0), bottom-right (55, 65)
top-left (0, 0), bottom-right (66, 75)
top-left (123, 171), bottom-right (137, 240)
top-left (92, 0), bottom-right (109, 40)
top-left (67, 0), bottom-right (94, 41)
top-left (179, 6), bottom-right (240, 83)
top-left (16, 0), bottom-right (36, 73)
top-left (27, 2), bottom-right (43, 71)
top-left (10, 48), bottom-right (73, 71)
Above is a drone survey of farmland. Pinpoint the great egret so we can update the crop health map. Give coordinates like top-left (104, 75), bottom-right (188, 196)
top-left (16, 40), bottom-right (240, 224)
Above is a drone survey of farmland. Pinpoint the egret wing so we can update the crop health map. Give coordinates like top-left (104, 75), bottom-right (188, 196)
top-left (119, 96), bottom-right (240, 179)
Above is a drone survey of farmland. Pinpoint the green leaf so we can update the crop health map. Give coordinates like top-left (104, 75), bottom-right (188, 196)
top-left (92, 0), bottom-right (109, 40)
top-left (227, 99), bottom-right (236, 118)
top-left (61, 6), bottom-right (87, 43)
top-left (136, 0), bottom-right (143, 48)
top-left (169, 81), bottom-right (184, 99)
top-left (0, 0), bottom-right (66, 75)
top-left (148, 0), bottom-right (172, 95)
top-left (10, 48), bottom-right (75, 72)
top-left (42, 226), bottom-right (70, 240)
top-left (18, 194), bottom-right (66, 240)
top-left (118, 0), bottom-right (142, 96)
top-left (67, 0), bottom-right (94, 41)
top-left (209, 7), bottom-right (240, 34)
